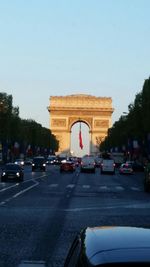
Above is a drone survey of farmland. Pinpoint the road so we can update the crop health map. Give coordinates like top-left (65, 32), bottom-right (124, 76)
top-left (0, 165), bottom-right (149, 267)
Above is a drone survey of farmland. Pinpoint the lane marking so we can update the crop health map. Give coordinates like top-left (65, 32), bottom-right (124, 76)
top-left (0, 174), bottom-right (47, 193)
top-left (18, 260), bottom-right (46, 267)
top-left (0, 183), bottom-right (19, 192)
top-left (66, 184), bottom-right (75, 188)
top-left (82, 185), bottom-right (90, 189)
top-left (99, 186), bottom-right (107, 190)
top-left (130, 186), bottom-right (141, 191)
top-left (115, 186), bottom-right (124, 191)
top-left (0, 180), bottom-right (39, 206)
top-left (49, 184), bottom-right (58, 187)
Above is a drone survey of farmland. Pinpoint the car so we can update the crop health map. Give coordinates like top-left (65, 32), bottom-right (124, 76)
top-left (80, 155), bottom-right (96, 173)
top-left (32, 156), bottom-right (46, 171)
top-left (119, 163), bottom-right (134, 175)
top-left (100, 158), bottom-right (115, 174)
top-left (1, 163), bottom-right (24, 182)
top-left (24, 158), bottom-right (33, 165)
top-left (64, 226), bottom-right (150, 266)
top-left (60, 159), bottom-right (75, 172)
top-left (126, 161), bottom-right (144, 172)
top-left (144, 171), bottom-right (150, 192)
top-left (94, 156), bottom-right (102, 167)
top-left (14, 158), bottom-right (24, 167)
top-left (46, 155), bottom-right (56, 165)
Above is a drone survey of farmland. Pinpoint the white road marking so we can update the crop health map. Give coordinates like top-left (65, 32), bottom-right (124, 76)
top-left (115, 186), bottom-right (124, 191)
top-left (49, 184), bottom-right (58, 187)
top-left (99, 186), bottom-right (108, 190)
top-left (82, 185), bottom-right (90, 189)
top-left (66, 184), bottom-right (75, 188)
top-left (18, 260), bottom-right (46, 267)
top-left (0, 174), bottom-right (47, 193)
top-left (0, 183), bottom-right (20, 192)
top-left (0, 180), bottom-right (39, 206)
top-left (130, 186), bottom-right (141, 191)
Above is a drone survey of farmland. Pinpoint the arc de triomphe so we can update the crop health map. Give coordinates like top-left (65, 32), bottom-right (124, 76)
top-left (48, 94), bottom-right (114, 155)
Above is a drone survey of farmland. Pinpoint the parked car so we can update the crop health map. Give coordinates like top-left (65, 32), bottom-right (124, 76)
top-left (144, 171), bottom-right (150, 192)
top-left (32, 156), bottom-right (46, 172)
top-left (64, 226), bottom-right (150, 266)
top-left (14, 158), bottom-right (24, 167)
top-left (126, 161), bottom-right (144, 172)
top-left (1, 163), bottom-right (24, 182)
top-left (80, 155), bottom-right (95, 173)
top-left (119, 163), bottom-right (134, 175)
top-left (60, 159), bottom-right (75, 172)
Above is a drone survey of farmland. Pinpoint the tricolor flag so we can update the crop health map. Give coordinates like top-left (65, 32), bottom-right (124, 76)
top-left (79, 122), bottom-right (83, 149)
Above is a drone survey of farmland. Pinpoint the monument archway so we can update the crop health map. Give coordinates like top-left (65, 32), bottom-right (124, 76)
top-left (48, 94), bottom-right (114, 156)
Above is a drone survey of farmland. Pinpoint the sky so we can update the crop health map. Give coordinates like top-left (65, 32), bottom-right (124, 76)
top-left (0, 0), bottom-right (150, 156)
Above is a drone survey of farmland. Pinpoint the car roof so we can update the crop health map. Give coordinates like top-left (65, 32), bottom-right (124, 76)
top-left (5, 163), bottom-right (21, 169)
top-left (82, 226), bottom-right (150, 265)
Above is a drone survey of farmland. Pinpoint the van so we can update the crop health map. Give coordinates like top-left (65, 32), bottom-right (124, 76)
top-left (101, 158), bottom-right (115, 174)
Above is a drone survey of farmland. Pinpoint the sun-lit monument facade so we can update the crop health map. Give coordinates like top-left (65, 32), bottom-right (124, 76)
top-left (48, 94), bottom-right (114, 155)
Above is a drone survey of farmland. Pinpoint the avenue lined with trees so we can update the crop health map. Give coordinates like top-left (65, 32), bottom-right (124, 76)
top-left (100, 77), bottom-right (150, 161)
top-left (0, 92), bottom-right (58, 162)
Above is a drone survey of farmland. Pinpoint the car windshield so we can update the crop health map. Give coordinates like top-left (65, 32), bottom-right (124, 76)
top-left (33, 158), bottom-right (45, 163)
top-left (0, 1), bottom-right (150, 267)
top-left (5, 164), bottom-right (21, 170)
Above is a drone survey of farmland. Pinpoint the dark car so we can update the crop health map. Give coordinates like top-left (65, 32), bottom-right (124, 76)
top-left (64, 226), bottom-right (150, 266)
top-left (1, 163), bottom-right (24, 182)
top-left (144, 171), bottom-right (150, 192)
top-left (126, 161), bottom-right (144, 172)
top-left (14, 158), bottom-right (25, 168)
top-left (46, 155), bottom-right (56, 165)
top-left (60, 159), bottom-right (75, 173)
top-left (32, 156), bottom-right (46, 172)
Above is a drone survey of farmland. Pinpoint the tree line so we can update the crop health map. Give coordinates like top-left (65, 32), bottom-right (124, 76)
top-left (0, 92), bottom-right (58, 161)
top-left (100, 77), bottom-right (150, 160)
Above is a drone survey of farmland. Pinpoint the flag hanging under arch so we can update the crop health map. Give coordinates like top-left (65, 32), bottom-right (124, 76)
top-left (79, 122), bottom-right (83, 149)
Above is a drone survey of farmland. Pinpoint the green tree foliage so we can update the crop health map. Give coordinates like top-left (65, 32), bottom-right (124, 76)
top-left (0, 92), bottom-right (58, 154)
top-left (100, 77), bottom-right (150, 153)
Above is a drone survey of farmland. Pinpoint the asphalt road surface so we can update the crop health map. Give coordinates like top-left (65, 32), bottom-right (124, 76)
top-left (0, 164), bottom-right (150, 267)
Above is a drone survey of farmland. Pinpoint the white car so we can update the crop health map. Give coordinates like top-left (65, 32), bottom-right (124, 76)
top-left (80, 156), bottom-right (96, 173)
top-left (101, 159), bottom-right (115, 174)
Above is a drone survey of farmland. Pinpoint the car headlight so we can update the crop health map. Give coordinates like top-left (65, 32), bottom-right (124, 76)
top-left (32, 163), bottom-right (35, 166)
top-left (2, 172), bottom-right (6, 176)
top-left (16, 172), bottom-right (20, 176)
top-left (43, 163), bottom-right (46, 166)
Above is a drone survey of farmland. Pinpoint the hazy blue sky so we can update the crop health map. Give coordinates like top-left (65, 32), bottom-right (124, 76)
top-left (0, 0), bottom-right (150, 155)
